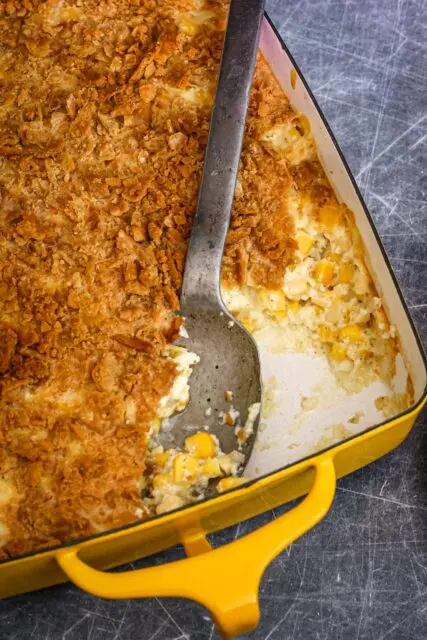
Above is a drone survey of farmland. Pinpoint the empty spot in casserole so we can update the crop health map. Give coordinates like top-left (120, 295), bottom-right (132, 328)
top-left (311, 424), bottom-right (353, 453)
top-left (262, 376), bottom-right (280, 419)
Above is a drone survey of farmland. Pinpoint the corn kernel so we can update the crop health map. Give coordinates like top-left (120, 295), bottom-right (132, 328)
top-left (339, 264), bottom-right (354, 284)
top-left (243, 319), bottom-right (256, 333)
top-left (295, 231), bottom-right (314, 255)
top-left (272, 310), bottom-right (288, 321)
top-left (184, 432), bottom-right (216, 459)
top-left (313, 260), bottom-right (334, 285)
top-left (258, 288), bottom-right (287, 312)
top-left (287, 126), bottom-right (301, 141)
top-left (217, 476), bottom-right (246, 493)
top-left (235, 312), bottom-right (256, 333)
top-left (331, 344), bottom-right (347, 361)
top-left (257, 288), bottom-right (269, 307)
top-left (201, 458), bottom-right (223, 478)
top-left (152, 473), bottom-right (173, 489)
top-left (288, 300), bottom-right (300, 314)
top-left (275, 291), bottom-right (288, 312)
top-left (327, 252), bottom-right (341, 263)
top-left (318, 204), bottom-right (342, 228)
top-left (318, 326), bottom-right (334, 342)
top-left (154, 452), bottom-right (169, 468)
top-left (173, 454), bottom-right (199, 483)
top-left (339, 324), bottom-right (363, 343)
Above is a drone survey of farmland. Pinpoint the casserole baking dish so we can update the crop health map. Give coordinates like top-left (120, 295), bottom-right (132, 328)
top-left (1, 13), bottom-right (426, 639)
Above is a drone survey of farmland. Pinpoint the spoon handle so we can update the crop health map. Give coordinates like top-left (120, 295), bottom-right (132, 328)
top-left (181, 0), bottom-right (266, 310)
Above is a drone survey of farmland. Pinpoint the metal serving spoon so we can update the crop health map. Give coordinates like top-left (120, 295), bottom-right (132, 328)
top-left (159, 0), bottom-right (265, 466)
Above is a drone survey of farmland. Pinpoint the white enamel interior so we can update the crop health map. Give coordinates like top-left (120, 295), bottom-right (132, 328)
top-left (243, 19), bottom-right (426, 478)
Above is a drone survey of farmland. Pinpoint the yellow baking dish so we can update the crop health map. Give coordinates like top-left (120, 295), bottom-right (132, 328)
top-left (1, 15), bottom-right (426, 640)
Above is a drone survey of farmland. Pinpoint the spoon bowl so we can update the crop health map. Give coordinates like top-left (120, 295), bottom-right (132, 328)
top-left (159, 0), bottom-right (266, 470)
top-left (161, 302), bottom-right (261, 460)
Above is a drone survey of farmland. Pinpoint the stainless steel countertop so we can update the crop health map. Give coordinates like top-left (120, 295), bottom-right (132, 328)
top-left (1, 1), bottom-right (426, 638)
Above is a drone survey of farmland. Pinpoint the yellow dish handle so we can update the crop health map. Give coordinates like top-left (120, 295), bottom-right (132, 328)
top-left (57, 456), bottom-right (336, 638)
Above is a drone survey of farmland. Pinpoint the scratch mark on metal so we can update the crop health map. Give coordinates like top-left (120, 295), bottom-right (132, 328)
top-left (357, 114), bottom-right (427, 179)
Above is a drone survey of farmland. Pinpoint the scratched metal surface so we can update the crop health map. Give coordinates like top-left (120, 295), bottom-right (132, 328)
top-left (1, 0), bottom-right (427, 638)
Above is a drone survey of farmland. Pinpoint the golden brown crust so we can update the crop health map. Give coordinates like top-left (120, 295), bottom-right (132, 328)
top-left (0, 0), bottom-right (201, 557)
top-left (0, 0), bottom-right (331, 556)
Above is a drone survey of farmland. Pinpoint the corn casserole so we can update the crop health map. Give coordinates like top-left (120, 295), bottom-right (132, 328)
top-left (0, 0), bottom-right (412, 557)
